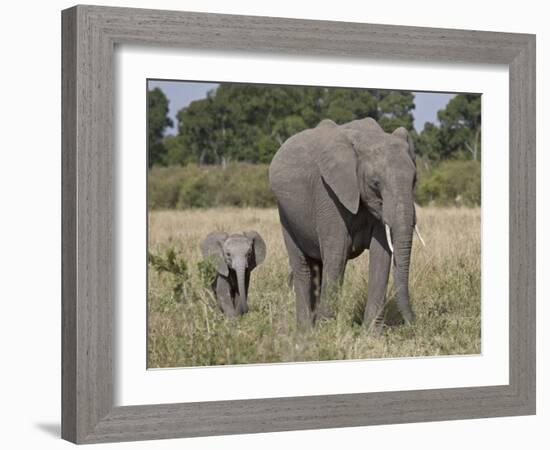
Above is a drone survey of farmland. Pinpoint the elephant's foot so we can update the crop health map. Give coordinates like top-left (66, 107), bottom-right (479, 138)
top-left (400, 307), bottom-right (416, 326)
top-left (313, 304), bottom-right (335, 323)
top-left (363, 314), bottom-right (385, 335)
top-left (368, 323), bottom-right (385, 335)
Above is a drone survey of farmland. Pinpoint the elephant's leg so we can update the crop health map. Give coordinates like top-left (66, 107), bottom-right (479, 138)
top-left (364, 222), bottom-right (392, 333)
top-left (287, 268), bottom-right (294, 289)
top-left (245, 270), bottom-right (251, 293)
top-left (215, 276), bottom-right (238, 318)
top-left (315, 259), bottom-right (345, 323)
top-left (281, 227), bottom-right (315, 329)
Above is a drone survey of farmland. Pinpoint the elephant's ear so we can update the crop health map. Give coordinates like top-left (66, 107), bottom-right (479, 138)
top-left (318, 131), bottom-right (360, 214)
top-left (244, 231), bottom-right (266, 268)
top-left (392, 127), bottom-right (416, 164)
top-left (200, 231), bottom-right (229, 276)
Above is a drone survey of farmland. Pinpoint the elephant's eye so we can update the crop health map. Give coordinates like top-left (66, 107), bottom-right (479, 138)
top-left (370, 178), bottom-right (381, 191)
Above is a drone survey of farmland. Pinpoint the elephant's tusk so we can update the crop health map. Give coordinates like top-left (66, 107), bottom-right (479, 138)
top-left (415, 224), bottom-right (426, 247)
top-left (385, 224), bottom-right (394, 253)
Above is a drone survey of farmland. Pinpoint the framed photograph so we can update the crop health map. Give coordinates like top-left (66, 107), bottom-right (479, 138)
top-left (62, 5), bottom-right (536, 444)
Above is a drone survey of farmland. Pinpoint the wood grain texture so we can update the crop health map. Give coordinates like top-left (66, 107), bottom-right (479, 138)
top-left (508, 37), bottom-right (536, 410)
top-left (61, 7), bottom-right (77, 443)
top-left (62, 5), bottom-right (114, 442)
top-left (61, 4), bottom-right (536, 444)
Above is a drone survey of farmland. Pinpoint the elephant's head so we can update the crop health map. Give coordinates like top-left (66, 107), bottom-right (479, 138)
top-left (200, 231), bottom-right (266, 314)
top-left (318, 118), bottom-right (418, 323)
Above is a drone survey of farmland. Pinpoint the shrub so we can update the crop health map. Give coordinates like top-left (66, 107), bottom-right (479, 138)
top-left (148, 160), bottom-right (481, 210)
top-left (148, 163), bottom-right (276, 209)
top-left (197, 257), bottom-right (218, 287)
top-left (148, 166), bottom-right (187, 209)
top-left (148, 247), bottom-right (190, 302)
top-left (416, 159), bottom-right (481, 207)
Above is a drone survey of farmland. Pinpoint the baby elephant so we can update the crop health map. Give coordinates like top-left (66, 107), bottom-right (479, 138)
top-left (200, 231), bottom-right (266, 317)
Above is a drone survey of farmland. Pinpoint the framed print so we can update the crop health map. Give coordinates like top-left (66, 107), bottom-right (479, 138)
top-left (61, 5), bottom-right (536, 444)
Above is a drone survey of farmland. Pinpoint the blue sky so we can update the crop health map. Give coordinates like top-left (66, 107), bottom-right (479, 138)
top-left (148, 80), bottom-right (456, 135)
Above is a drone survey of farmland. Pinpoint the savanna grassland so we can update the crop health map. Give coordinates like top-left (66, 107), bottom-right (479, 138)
top-left (147, 207), bottom-right (481, 368)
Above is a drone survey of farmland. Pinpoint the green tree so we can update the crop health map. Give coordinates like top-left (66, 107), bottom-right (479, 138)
top-left (415, 122), bottom-right (443, 161)
top-left (437, 94), bottom-right (481, 160)
top-left (162, 135), bottom-right (194, 166)
top-left (272, 115), bottom-right (308, 145)
top-left (323, 88), bottom-right (378, 124)
top-left (176, 93), bottom-right (221, 165)
top-left (415, 94), bottom-right (481, 161)
top-left (376, 91), bottom-right (415, 132)
top-left (172, 84), bottom-right (416, 165)
top-left (147, 88), bottom-right (173, 167)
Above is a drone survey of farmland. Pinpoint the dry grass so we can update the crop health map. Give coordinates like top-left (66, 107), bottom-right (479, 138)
top-left (148, 207), bottom-right (481, 368)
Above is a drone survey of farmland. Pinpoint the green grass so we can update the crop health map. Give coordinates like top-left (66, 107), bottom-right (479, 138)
top-left (147, 207), bottom-right (481, 368)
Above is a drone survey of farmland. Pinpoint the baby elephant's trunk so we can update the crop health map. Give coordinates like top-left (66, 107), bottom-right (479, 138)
top-left (235, 264), bottom-right (248, 315)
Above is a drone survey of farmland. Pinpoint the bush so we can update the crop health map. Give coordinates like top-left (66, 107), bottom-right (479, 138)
top-left (416, 159), bottom-right (481, 207)
top-left (148, 163), bottom-right (276, 209)
top-left (148, 247), bottom-right (190, 302)
top-left (148, 166), bottom-right (187, 209)
top-left (149, 160), bottom-right (481, 210)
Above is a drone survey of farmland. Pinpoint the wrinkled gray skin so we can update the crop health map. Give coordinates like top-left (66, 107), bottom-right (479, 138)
top-left (269, 117), bottom-right (417, 331)
top-left (200, 231), bottom-right (266, 318)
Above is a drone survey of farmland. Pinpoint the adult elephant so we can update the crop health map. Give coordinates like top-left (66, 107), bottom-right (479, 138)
top-left (269, 117), bottom-right (424, 331)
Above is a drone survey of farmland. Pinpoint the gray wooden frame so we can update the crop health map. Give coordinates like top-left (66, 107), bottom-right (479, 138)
top-left (61, 4), bottom-right (536, 444)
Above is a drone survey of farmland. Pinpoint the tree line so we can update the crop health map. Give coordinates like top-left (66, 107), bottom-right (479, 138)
top-left (147, 83), bottom-right (481, 167)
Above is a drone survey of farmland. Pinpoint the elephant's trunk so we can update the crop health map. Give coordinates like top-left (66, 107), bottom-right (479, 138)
top-left (391, 225), bottom-right (415, 324)
top-left (234, 262), bottom-right (248, 315)
top-left (385, 193), bottom-right (416, 325)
